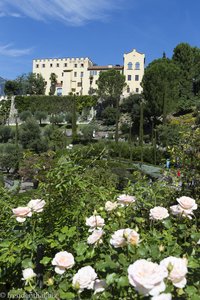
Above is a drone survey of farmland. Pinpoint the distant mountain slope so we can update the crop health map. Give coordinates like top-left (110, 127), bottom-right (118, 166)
top-left (0, 76), bottom-right (6, 96)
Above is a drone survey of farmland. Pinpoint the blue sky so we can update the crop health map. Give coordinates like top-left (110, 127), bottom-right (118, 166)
top-left (0, 0), bottom-right (200, 79)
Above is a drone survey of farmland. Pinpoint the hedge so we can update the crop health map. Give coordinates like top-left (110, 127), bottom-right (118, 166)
top-left (14, 95), bottom-right (97, 114)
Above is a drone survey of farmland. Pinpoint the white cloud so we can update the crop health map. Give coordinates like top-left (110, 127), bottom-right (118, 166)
top-left (0, 0), bottom-right (123, 25)
top-left (0, 44), bottom-right (32, 57)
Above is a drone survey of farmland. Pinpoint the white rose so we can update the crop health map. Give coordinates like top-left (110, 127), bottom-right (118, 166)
top-left (22, 268), bottom-right (36, 281)
top-left (150, 207), bottom-right (169, 220)
top-left (170, 204), bottom-right (182, 216)
top-left (105, 201), bottom-right (118, 212)
top-left (52, 251), bottom-right (75, 274)
top-left (160, 256), bottom-right (188, 288)
top-left (72, 266), bottom-right (97, 292)
top-left (151, 293), bottom-right (172, 300)
top-left (86, 215), bottom-right (105, 231)
top-left (176, 196), bottom-right (197, 218)
top-left (87, 229), bottom-right (104, 245)
top-left (12, 207), bottom-right (32, 223)
top-left (125, 229), bottom-right (140, 246)
top-left (128, 259), bottom-right (168, 296)
top-left (27, 199), bottom-right (46, 212)
top-left (170, 196), bottom-right (197, 219)
top-left (110, 229), bottom-right (127, 248)
top-left (117, 194), bottom-right (136, 206)
top-left (94, 279), bottom-right (106, 294)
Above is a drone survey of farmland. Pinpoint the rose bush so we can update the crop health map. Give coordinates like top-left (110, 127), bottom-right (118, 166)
top-left (0, 152), bottom-right (199, 299)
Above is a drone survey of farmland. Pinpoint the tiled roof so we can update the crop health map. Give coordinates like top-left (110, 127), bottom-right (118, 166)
top-left (88, 65), bottom-right (123, 70)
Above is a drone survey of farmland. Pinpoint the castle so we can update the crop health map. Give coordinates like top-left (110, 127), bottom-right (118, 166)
top-left (32, 49), bottom-right (145, 97)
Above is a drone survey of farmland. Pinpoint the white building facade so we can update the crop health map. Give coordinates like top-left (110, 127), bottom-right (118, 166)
top-left (32, 49), bottom-right (145, 97)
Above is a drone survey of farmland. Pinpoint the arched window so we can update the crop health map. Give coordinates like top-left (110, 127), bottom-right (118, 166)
top-left (135, 62), bottom-right (140, 70)
top-left (127, 62), bottom-right (133, 70)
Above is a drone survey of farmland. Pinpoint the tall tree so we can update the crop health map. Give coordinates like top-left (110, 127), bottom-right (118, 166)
top-left (142, 58), bottom-right (180, 123)
top-left (97, 69), bottom-right (126, 143)
top-left (4, 80), bottom-right (20, 96)
top-left (172, 43), bottom-right (196, 99)
top-left (0, 99), bottom-right (11, 125)
top-left (49, 73), bottom-right (57, 96)
top-left (120, 94), bottom-right (142, 134)
top-left (16, 74), bottom-right (29, 95)
top-left (26, 73), bottom-right (46, 95)
top-left (139, 99), bottom-right (144, 163)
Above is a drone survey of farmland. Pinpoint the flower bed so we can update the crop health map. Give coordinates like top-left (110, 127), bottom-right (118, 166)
top-left (0, 158), bottom-right (199, 299)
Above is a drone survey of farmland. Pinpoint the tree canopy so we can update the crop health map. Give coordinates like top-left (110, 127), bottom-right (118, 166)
top-left (4, 73), bottom-right (46, 96)
top-left (142, 57), bottom-right (180, 122)
top-left (97, 69), bottom-right (126, 105)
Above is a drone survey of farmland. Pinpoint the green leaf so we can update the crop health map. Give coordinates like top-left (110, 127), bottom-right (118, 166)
top-left (21, 258), bottom-right (34, 268)
top-left (59, 281), bottom-right (70, 291)
top-left (186, 286), bottom-right (197, 296)
top-left (188, 257), bottom-right (199, 269)
top-left (64, 293), bottom-right (76, 299)
top-left (134, 217), bottom-right (145, 223)
top-left (59, 289), bottom-right (75, 299)
top-left (117, 276), bottom-right (129, 288)
top-left (58, 233), bottom-right (66, 242)
top-left (163, 219), bottom-right (172, 229)
top-left (0, 241), bottom-right (11, 248)
top-left (61, 226), bottom-right (69, 234)
top-left (40, 256), bottom-right (52, 265)
top-left (75, 242), bottom-right (88, 256)
top-left (106, 273), bottom-right (118, 285)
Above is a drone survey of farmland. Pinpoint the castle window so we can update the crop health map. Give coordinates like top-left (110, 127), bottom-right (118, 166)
top-left (127, 75), bottom-right (131, 81)
top-left (77, 82), bottom-right (82, 87)
top-left (135, 62), bottom-right (140, 70)
top-left (36, 64), bottom-right (39, 68)
top-left (135, 75), bottom-right (139, 81)
top-left (64, 63), bottom-right (67, 67)
top-left (136, 88), bottom-right (139, 93)
top-left (74, 64), bottom-right (77, 68)
top-left (81, 63), bottom-right (84, 67)
top-left (57, 88), bottom-right (62, 96)
top-left (90, 70), bottom-right (97, 76)
top-left (80, 72), bottom-right (84, 77)
top-left (42, 64), bottom-right (45, 68)
top-left (127, 87), bottom-right (130, 93)
top-left (74, 72), bottom-right (77, 77)
top-left (127, 62), bottom-right (133, 70)
top-left (50, 63), bottom-right (53, 67)
top-left (56, 63), bottom-right (59, 67)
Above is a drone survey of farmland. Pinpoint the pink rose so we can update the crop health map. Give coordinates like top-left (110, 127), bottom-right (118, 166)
top-left (117, 194), bottom-right (136, 206)
top-left (87, 229), bottom-right (104, 245)
top-left (160, 256), bottom-right (188, 288)
top-left (128, 259), bottom-right (168, 296)
top-left (12, 207), bottom-right (32, 222)
top-left (72, 266), bottom-right (97, 292)
top-left (52, 251), bottom-right (75, 274)
top-left (170, 196), bottom-right (197, 219)
top-left (86, 215), bottom-right (105, 231)
top-left (150, 207), bottom-right (169, 221)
